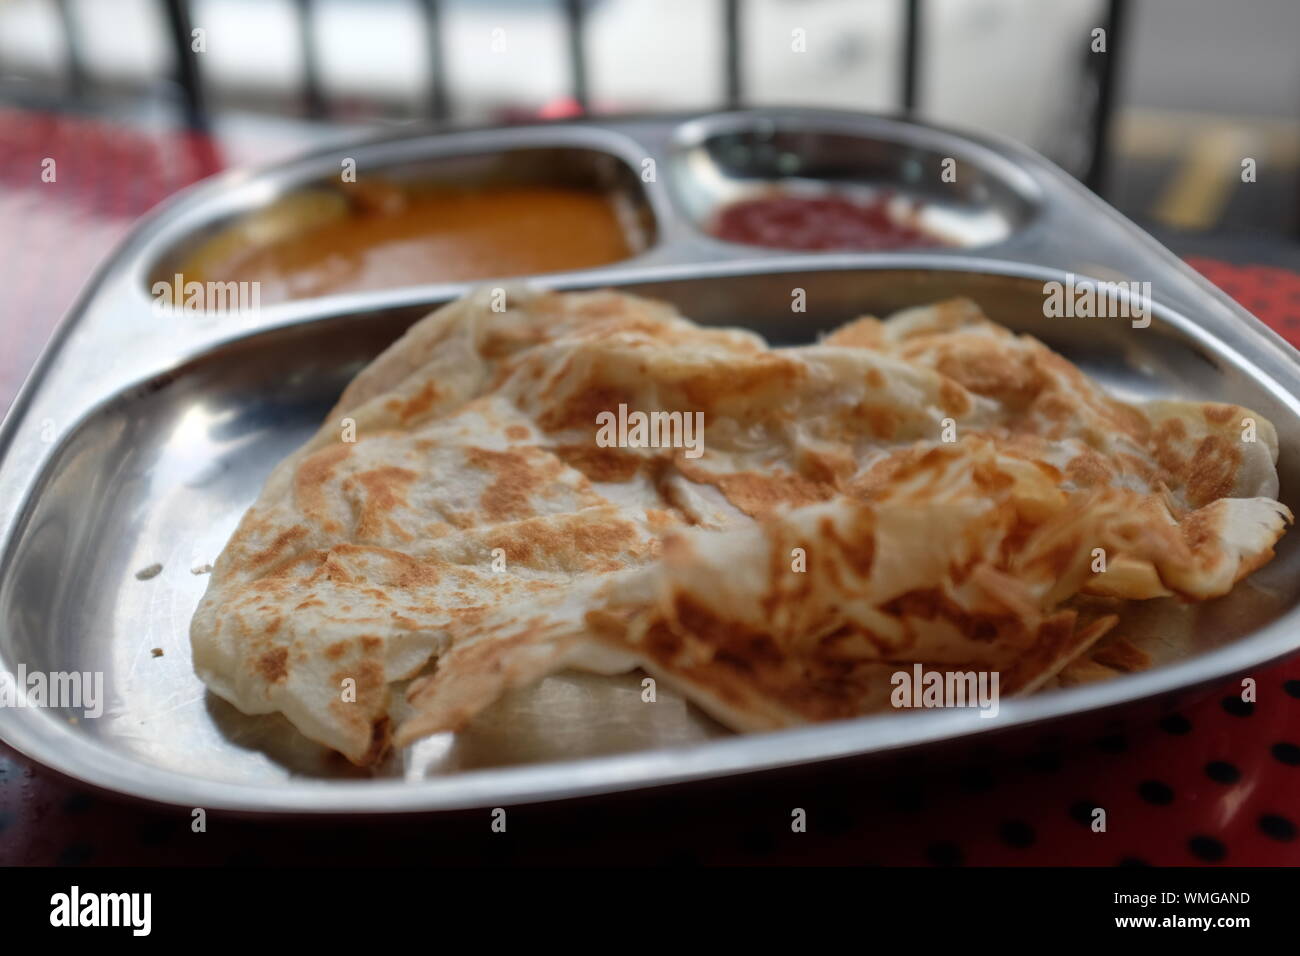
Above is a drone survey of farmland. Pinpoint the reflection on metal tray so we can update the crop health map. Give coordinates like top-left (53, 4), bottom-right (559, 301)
top-left (1, 109), bottom-right (1299, 813)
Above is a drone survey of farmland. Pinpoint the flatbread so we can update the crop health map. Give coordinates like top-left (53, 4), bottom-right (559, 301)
top-left (191, 288), bottom-right (1291, 764)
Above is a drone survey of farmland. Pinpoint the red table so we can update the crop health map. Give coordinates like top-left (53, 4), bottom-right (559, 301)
top-left (0, 108), bottom-right (1297, 865)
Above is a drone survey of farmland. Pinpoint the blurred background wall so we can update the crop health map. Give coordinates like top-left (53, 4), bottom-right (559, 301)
top-left (0, 0), bottom-right (1296, 246)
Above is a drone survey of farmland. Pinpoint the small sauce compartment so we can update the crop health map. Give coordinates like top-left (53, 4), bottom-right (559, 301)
top-left (670, 118), bottom-right (1039, 251)
top-left (149, 146), bottom-right (658, 307)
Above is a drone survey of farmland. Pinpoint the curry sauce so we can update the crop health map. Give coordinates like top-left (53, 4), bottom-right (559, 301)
top-left (175, 181), bottom-right (640, 305)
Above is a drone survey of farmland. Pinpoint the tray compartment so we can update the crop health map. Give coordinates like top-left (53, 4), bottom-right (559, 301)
top-left (668, 115), bottom-right (1040, 250)
top-left (3, 264), bottom-right (1298, 805)
top-left (146, 144), bottom-right (660, 308)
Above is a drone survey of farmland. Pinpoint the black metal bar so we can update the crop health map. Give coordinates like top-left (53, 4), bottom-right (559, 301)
top-left (295, 0), bottom-right (327, 118)
top-left (724, 0), bottom-right (741, 108)
top-left (901, 0), bottom-right (921, 114)
top-left (160, 0), bottom-right (207, 127)
top-left (52, 0), bottom-right (87, 101)
top-left (416, 0), bottom-right (450, 121)
top-left (1084, 0), bottom-right (1127, 193)
top-left (563, 0), bottom-right (589, 112)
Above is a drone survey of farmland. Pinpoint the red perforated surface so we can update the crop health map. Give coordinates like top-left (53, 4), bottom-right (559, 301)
top-left (0, 108), bottom-right (1297, 865)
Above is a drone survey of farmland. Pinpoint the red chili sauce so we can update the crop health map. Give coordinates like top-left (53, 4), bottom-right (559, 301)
top-left (709, 191), bottom-right (946, 251)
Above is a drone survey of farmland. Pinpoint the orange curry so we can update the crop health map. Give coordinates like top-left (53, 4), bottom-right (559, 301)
top-left (175, 181), bottom-right (637, 305)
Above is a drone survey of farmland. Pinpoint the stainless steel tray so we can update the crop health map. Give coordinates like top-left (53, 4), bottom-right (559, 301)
top-left (2, 108), bottom-right (1299, 814)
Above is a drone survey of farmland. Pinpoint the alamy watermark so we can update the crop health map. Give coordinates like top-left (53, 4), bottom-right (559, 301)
top-left (1043, 272), bottom-right (1151, 329)
top-left (595, 404), bottom-right (705, 459)
top-left (890, 664), bottom-right (1000, 718)
top-left (0, 664), bottom-right (103, 718)
top-left (50, 886), bottom-right (151, 936)
top-left (152, 274), bottom-right (261, 315)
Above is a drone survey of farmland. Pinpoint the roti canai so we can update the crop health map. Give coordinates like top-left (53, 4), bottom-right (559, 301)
top-left (190, 289), bottom-right (1291, 764)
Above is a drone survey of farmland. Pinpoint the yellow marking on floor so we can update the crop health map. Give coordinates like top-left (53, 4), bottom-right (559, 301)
top-left (1150, 126), bottom-right (1255, 231)
top-left (1118, 108), bottom-right (1300, 164)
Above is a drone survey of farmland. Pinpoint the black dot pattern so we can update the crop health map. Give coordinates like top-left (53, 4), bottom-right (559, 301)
top-left (1069, 800), bottom-right (1101, 827)
top-left (1138, 780), bottom-right (1175, 805)
top-left (1158, 714), bottom-right (1192, 735)
top-left (1270, 741), bottom-right (1300, 766)
top-left (1258, 814), bottom-right (1296, 842)
top-left (1205, 760), bottom-right (1241, 784)
top-left (1221, 696), bottom-right (1255, 717)
top-left (1095, 734), bottom-right (1128, 754)
top-left (999, 820), bottom-right (1036, 848)
top-left (56, 843), bottom-right (94, 866)
top-left (1188, 835), bottom-right (1227, 863)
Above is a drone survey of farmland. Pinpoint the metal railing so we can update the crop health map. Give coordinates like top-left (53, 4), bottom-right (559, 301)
top-left (46, 0), bottom-right (1126, 191)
